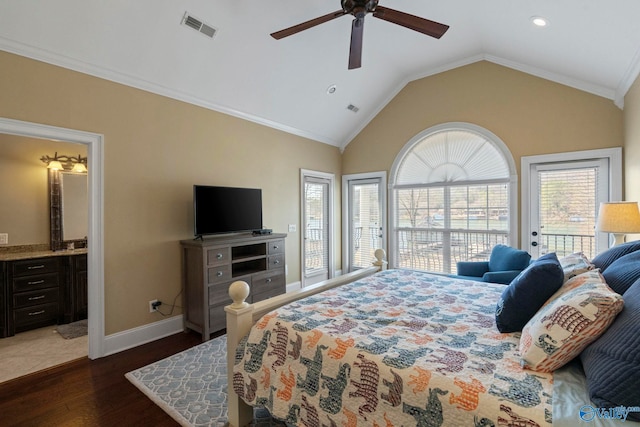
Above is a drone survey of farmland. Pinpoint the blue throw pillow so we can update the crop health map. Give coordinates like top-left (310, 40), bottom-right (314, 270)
top-left (601, 250), bottom-right (640, 295)
top-left (591, 240), bottom-right (640, 272)
top-left (495, 253), bottom-right (564, 333)
top-left (580, 277), bottom-right (640, 422)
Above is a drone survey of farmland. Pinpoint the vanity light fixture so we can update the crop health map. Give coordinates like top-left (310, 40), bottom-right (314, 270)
top-left (41, 152), bottom-right (88, 173)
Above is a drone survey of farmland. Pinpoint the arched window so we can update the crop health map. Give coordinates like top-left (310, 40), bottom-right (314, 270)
top-left (389, 123), bottom-right (517, 273)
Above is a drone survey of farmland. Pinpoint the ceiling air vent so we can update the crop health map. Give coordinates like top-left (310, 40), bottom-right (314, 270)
top-left (347, 104), bottom-right (360, 113)
top-left (182, 12), bottom-right (217, 39)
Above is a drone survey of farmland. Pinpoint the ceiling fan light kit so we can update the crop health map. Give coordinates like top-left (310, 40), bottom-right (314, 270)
top-left (270, 0), bottom-right (449, 70)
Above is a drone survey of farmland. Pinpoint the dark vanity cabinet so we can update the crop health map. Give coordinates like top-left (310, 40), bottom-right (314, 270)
top-left (60, 253), bottom-right (88, 323)
top-left (0, 251), bottom-right (88, 338)
top-left (9, 257), bottom-right (62, 334)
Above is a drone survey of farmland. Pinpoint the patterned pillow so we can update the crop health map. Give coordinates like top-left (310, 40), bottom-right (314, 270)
top-left (544, 269), bottom-right (604, 303)
top-left (519, 273), bottom-right (624, 372)
top-left (558, 252), bottom-right (593, 282)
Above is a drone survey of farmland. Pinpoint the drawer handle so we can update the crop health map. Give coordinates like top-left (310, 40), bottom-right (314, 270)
top-left (273, 245), bottom-right (279, 250)
top-left (28, 295), bottom-right (46, 301)
top-left (216, 253), bottom-right (223, 260)
top-left (28, 310), bottom-right (46, 316)
top-left (28, 280), bottom-right (45, 285)
top-left (27, 265), bottom-right (45, 270)
top-left (274, 260), bottom-right (280, 265)
top-left (266, 278), bottom-right (272, 284)
top-left (217, 271), bottom-right (224, 277)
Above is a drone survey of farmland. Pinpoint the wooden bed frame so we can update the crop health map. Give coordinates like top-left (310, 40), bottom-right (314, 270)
top-left (224, 249), bottom-right (387, 427)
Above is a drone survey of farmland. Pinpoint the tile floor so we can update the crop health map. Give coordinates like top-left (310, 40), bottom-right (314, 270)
top-left (0, 325), bottom-right (88, 383)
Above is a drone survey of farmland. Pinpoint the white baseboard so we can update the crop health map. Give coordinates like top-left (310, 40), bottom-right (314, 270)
top-left (286, 281), bottom-right (301, 293)
top-left (104, 279), bottom-right (326, 356)
top-left (103, 315), bottom-right (185, 356)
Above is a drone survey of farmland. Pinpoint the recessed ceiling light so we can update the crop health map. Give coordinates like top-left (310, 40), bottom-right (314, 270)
top-left (531, 16), bottom-right (549, 27)
top-left (326, 84), bottom-right (337, 95)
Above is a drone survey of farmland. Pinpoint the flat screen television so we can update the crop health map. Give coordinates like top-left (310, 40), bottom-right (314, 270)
top-left (194, 185), bottom-right (263, 237)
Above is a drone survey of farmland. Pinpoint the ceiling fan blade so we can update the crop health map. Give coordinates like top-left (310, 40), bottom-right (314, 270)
top-left (348, 17), bottom-right (364, 70)
top-left (373, 6), bottom-right (449, 39)
top-left (271, 10), bottom-right (347, 39)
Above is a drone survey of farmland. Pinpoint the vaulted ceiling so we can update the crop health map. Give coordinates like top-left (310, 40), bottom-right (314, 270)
top-left (2, 1), bottom-right (639, 149)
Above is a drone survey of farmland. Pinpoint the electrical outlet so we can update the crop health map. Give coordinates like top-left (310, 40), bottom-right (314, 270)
top-left (149, 299), bottom-right (159, 313)
top-left (288, 224), bottom-right (296, 232)
top-left (0, 233), bottom-right (8, 245)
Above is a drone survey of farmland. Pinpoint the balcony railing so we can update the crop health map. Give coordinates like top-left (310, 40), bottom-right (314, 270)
top-left (395, 229), bottom-right (596, 274)
top-left (538, 233), bottom-right (596, 259)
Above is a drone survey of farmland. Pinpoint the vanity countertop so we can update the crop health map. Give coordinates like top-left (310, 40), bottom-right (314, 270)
top-left (0, 246), bottom-right (88, 261)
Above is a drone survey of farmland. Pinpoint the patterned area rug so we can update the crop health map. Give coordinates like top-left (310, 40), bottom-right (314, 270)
top-left (125, 335), bottom-right (281, 427)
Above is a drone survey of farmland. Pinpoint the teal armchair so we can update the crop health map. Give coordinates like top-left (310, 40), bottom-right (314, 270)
top-left (450, 244), bottom-right (531, 284)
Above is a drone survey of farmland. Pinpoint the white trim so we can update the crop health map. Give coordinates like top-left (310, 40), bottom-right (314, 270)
top-left (341, 171), bottom-right (387, 272)
top-left (615, 45), bottom-right (640, 108)
top-left (103, 315), bottom-right (184, 357)
top-left (300, 169), bottom-right (335, 287)
top-left (521, 147), bottom-right (623, 252)
top-left (0, 117), bottom-right (106, 359)
top-left (286, 281), bottom-right (302, 293)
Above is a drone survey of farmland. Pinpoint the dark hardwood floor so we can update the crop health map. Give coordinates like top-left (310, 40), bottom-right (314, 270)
top-left (0, 330), bottom-right (209, 426)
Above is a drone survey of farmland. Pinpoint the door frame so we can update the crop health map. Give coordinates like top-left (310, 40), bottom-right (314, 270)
top-left (342, 171), bottom-right (387, 272)
top-left (300, 169), bottom-right (335, 287)
top-left (0, 117), bottom-right (105, 359)
top-left (521, 147), bottom-right (622, 253)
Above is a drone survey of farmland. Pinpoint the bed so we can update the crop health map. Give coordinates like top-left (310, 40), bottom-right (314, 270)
top-left (225, 245), bottom-right (640, 426)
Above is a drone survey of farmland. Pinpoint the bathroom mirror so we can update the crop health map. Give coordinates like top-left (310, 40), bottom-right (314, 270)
top-left (49, 169), bottom-right (88, 250)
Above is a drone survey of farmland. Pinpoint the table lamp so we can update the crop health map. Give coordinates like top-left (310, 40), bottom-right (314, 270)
top-left (596, 201), bottom-right (640, 245)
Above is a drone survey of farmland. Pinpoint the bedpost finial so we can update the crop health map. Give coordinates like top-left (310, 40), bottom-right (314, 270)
top-left (373, 249), bottom-right (388, 270)
top-left (229, 280), bottom-right (250, 308)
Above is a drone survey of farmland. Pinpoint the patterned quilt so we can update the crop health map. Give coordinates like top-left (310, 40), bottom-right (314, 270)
top-left (233, 269), bottom-right (553, 427)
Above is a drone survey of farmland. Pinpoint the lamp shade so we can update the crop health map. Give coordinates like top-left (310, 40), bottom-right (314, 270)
top-left (71, 162), bottom-right (87, 173)
top-left (596, 202), bottom-right (640, 233)
top-left (47, 160), bottom-right (63, 170)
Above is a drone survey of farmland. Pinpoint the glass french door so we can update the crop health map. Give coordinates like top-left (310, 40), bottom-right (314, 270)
top-left (302, 171), bottom-right (333, 287)
top-left (528, 159), bottom-right (609, 259)
top-left (343, 173), bottom-right (386, 272)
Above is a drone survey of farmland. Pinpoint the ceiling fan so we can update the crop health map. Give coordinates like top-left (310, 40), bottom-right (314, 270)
top-left (271, 0), bottom-right (449, 70)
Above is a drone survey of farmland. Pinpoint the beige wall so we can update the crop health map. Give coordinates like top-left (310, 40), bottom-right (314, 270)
top-left (0, 51), bottom-right (342, 335)
top-left (343, 61), bottom-right (623, 177)
top-left (623, 74), bottom-right (640, 241)
top-left (624, 74), bottom-right (640, 200)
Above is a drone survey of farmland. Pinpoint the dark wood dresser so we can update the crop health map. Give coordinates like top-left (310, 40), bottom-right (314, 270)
top-left (181, 233), bottom-right (286, 341)
top-left (0, 250), bottom-right (88, 338)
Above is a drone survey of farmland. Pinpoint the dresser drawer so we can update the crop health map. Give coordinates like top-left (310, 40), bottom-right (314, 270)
top-left (207, 248), bottom-right (231, 266)
top-left (208, 302), bottom-right (227, 334)
top-left (13, 272), bottom-right (59, 293)
top-left (252, 269), bottom-right (285, 302)
top-left (208, 281), bottom-right (236, 306)
top-left (14, 303), bottom-right (58, 327)
top-left (268, 254), bottom-right (284, 269)
top-left (207, 265), bottom-right (231, 284)
top-left (268, 240), bottom-right (285, 255)
top-left (12, 257), bottom-right (59, 277)
top-left (14, 288), bottom-right (58, 309)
